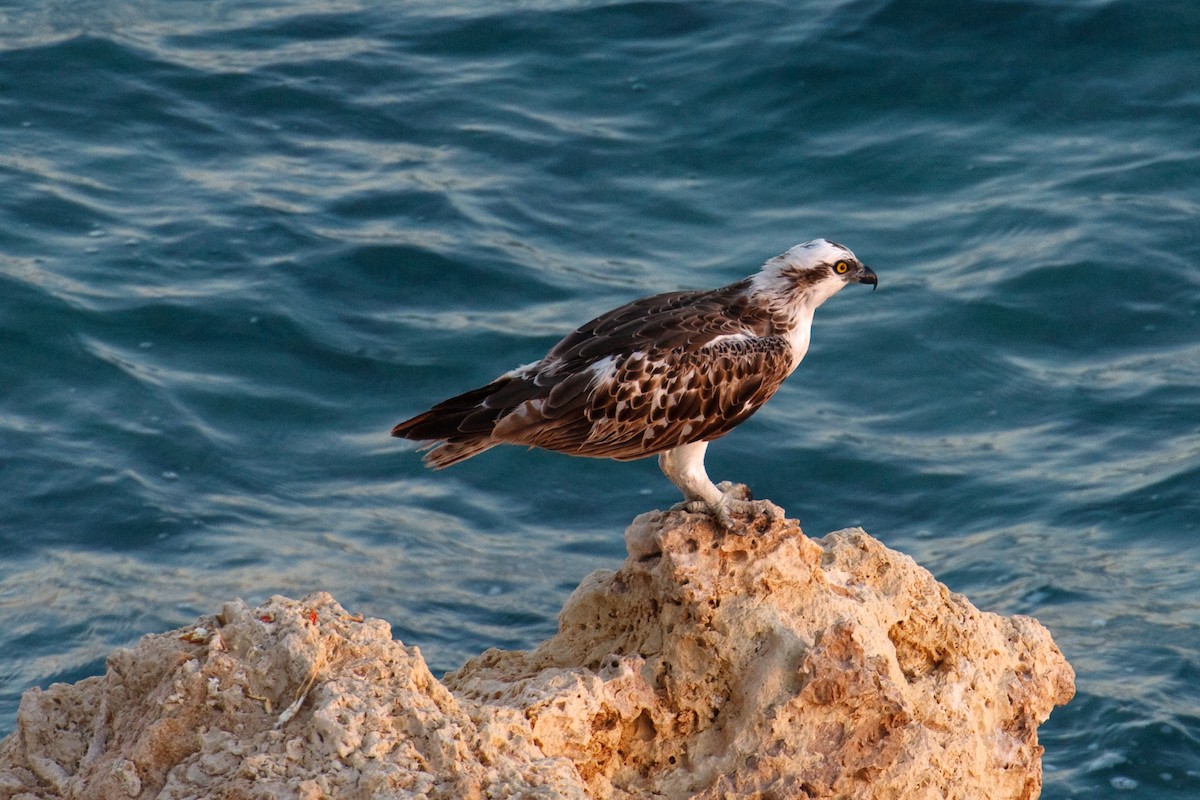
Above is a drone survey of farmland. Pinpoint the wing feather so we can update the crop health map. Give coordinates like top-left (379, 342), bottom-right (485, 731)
top-left (543, 278), bottom-right (767, 367)
top-left (393, 277), bottom-right (793, 464)
top-left (505, 334), bottom-right (795, 460)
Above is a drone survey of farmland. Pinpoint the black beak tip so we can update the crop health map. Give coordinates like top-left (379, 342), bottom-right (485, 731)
top-left (859, 265), bottom-right (878, 290)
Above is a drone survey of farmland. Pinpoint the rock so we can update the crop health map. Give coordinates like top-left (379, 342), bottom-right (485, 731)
top-left (0, 509), bottom-right (1074, 799)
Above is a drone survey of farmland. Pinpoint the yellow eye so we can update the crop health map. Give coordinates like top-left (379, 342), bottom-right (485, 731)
top-left (834, 261), bottom-right (849, 274)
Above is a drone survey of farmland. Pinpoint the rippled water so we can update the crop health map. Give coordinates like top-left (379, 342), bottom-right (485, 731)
top-left (2, 1), bottom-right (1199, 796)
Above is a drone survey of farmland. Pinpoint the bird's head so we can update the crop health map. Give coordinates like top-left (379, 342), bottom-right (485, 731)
top-left (752, 239), bottom-right (877, 306)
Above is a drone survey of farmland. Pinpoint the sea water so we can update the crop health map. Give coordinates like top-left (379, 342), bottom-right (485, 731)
top-left (1, 2), bottom-right (1198, 796)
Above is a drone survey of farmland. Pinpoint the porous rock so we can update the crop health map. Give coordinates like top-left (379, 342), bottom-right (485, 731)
top-left (0, 509), bottom-right (1074, 799)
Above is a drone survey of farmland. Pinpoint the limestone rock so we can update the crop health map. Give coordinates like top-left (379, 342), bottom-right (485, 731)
top-left (0, 594), bottom-right (581, 800)
top-left (0, 509), bottom-right (1074, 799)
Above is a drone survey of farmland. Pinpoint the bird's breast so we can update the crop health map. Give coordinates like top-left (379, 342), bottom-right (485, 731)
top-left (782, 317), bottom-right (813, 371)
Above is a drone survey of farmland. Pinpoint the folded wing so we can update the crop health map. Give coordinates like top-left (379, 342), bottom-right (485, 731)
top-left (392, 282), bottom-right (793, 466)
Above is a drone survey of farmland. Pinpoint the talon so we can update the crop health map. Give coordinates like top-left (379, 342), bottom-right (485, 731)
top-left (724, 499), bottom-right (758, 531)
top-left (710, 496), bottom-right (786, 534)
top-left (716, 512), bottom-right (737, 531)
top-left (670, 497), bottom-right (741, 532)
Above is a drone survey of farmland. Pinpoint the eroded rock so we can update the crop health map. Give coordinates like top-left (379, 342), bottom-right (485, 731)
top-left (0, 509), bottom-right (1074, 799)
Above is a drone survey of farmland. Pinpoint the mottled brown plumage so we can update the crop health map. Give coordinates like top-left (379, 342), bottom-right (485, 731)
top-left (393, 239), bottom-right (877, 528)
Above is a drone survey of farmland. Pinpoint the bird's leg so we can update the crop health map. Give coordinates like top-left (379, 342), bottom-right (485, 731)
top-left (659, 442), bottom-right (759, 531)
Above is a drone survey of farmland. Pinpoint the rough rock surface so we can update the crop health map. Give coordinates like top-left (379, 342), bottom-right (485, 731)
top-left (0, 508), bottom-right (1074, 799)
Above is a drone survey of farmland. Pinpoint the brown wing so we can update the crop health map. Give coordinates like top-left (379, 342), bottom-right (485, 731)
top-left (393, 278), bottom-right (787, 465)
top-left (541, 278), bottom-right (770, 367)
top-left (496, 333), bottom-right (795, 460)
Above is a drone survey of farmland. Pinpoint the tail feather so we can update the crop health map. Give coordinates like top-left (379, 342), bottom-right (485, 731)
top-left (392, 375), bottom-right (544, 468)
top-left (420, 439), bottom-right (498, 469)
top-left (392, 403), bottom-right (499, 469)
top-left (391, 380), bottom-right (510, 441)
top-left (391, 407), bottom-right (468, 441)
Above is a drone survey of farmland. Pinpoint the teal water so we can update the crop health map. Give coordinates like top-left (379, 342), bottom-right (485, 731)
top-left (2, 1), bottom-right (1198, 795)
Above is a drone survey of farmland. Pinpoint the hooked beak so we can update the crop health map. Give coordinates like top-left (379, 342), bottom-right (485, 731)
top-left (858, 265), bottom-right (878, 290)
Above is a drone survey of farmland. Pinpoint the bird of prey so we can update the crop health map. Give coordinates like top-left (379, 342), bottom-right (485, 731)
top-left (392, 239), bottom-right (877, 529)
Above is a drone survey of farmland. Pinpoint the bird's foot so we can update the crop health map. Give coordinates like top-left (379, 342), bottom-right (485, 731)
top-left (714, 481), bottom-right (752, 501)
top-left (671, 484), bottom-right (783, 533)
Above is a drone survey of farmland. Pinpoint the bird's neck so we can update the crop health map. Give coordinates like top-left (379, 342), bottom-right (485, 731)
top-left (729, 277), bottom-right (828, 369)
top-left (776, 300), bottom-right (818, 370)
top-left (742, 283), bottom-right (821, 370)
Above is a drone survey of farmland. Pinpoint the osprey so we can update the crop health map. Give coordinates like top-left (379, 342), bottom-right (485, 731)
top-left (392, 239), bottom-right (877, 529)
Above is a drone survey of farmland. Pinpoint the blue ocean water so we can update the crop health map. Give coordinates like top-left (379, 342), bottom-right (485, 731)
top-left (1, 0), bottom-right (1198, 795)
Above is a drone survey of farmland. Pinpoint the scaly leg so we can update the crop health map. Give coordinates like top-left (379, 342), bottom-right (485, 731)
top-left (658, 441), bottom-right (761, 530)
